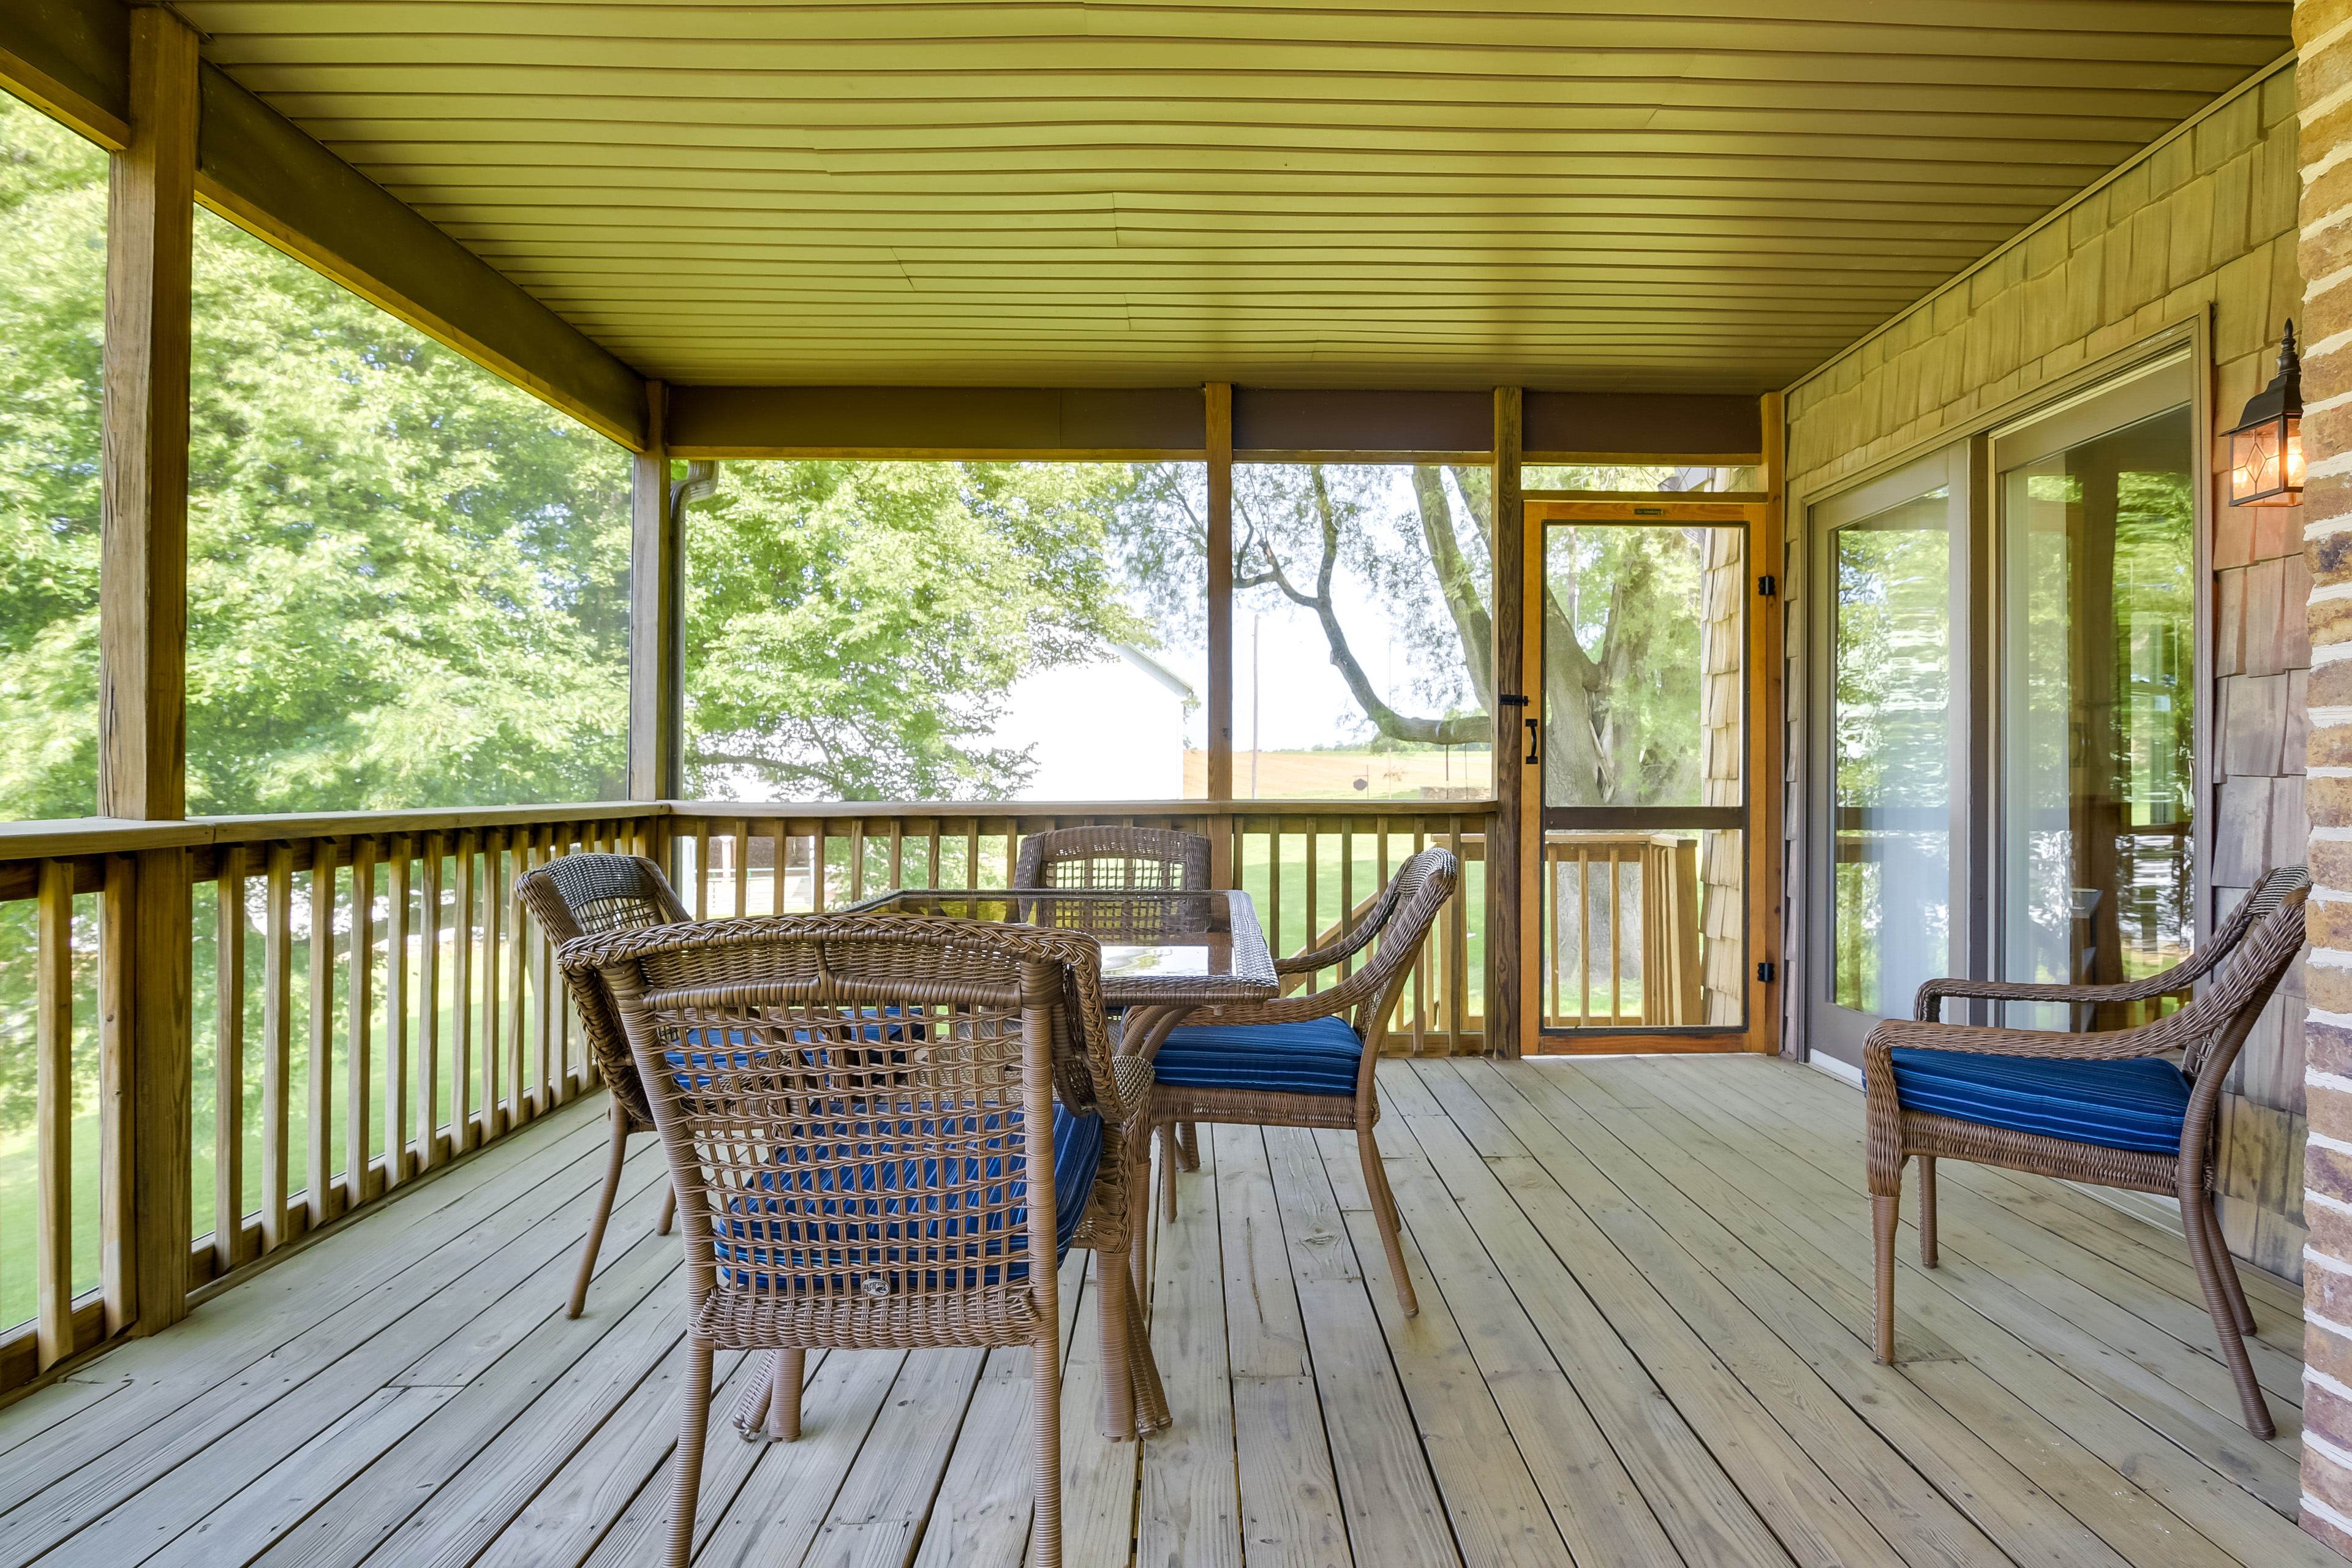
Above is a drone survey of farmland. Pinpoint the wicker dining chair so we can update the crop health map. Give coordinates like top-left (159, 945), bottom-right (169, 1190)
top-left (1016, 824), bottom-right (1215, 1170)
top-left (1126, 846), bottom-right (1458, 1316)
top-left (1863, 867), bottom-right (2310, 1438)
top-left (515, 853), bottom-right (688, 1319)
top-left (560, 911), bottom-right (1152, 1568)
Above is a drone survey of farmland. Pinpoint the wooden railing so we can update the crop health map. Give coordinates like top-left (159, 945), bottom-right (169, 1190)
top-left (0, 796), bottom-right (1491, 1397)
top-left (1540, 833), bottom-right (1703, 1028)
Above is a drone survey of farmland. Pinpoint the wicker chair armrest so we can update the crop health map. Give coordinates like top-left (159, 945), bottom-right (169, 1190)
top-left (1912, 973), bottom-right (2187, 1022)
top-left (1864, 1017), bottom-right (2177, 1063)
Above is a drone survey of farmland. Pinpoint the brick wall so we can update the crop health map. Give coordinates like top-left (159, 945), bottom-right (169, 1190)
top-left (2298, 0), bottom-right (2352, 1551)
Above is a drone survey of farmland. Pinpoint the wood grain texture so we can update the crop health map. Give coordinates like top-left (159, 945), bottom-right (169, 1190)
top-left (0, 1057), bottom-right (2326, 1566)
top-left (145, 2), bottom-right (2292, 393)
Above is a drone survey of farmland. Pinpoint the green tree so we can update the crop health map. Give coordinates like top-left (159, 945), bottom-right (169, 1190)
top-left (0, 93), bottom-right (635, 820)
top-left (684, 459), bottom-right (1152, 801)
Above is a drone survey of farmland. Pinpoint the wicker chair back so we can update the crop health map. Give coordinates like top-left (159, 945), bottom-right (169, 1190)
top-left (562, 913), bottom-right (1115, 1350)
top-left (516, 853), bottom-right (690, 1129)
top-left (1014, 826), bottom-right (1211, 891)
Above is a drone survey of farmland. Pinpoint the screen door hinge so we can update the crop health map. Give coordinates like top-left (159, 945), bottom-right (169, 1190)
top-left (1757, 575), bottom-right (1777, 598)
top-left (1755, 960), bottom-right (1776, 984)
top-left (1496, 693), bottom-right (1530, 707)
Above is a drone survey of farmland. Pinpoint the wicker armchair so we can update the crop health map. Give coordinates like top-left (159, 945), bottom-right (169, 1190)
top-left (1863, 867), bottom-right (2310, 1438)
top-left (514, 853), bottom-right (688, 1319)
top-left (1126, 847), bottom-right (1458, 1316)
top-left (560, 912), bottom-right (1155, 1568)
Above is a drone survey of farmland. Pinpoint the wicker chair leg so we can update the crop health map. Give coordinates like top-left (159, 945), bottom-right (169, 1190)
top-left (2193, 1192), bottom-right (2256, 1335)
top-left (768, 1348), bottom-right (804, 1442)
top-left (1359, 1128), bottom-right (1417, 1317)
top-left (1128, 1139), bottom-right (1152, 1305)
top-left (729, 1350), bottom-right (775, 1441)
top-left (1031, 1330), bottom-right (1065, 1568)
top-left (569, 1106), bottom-right (631, 1319)
top-left (1176, 1121), bottom-right (1200, 1172)
top-left (1872, 1192), bottom-right (1899, 1365)
top-left (669, 1337), bottom-right (715, 1568)
top-left (2179, 1178), bottom-right (2274, 1438)
top-left (1125, 1279), bottom-right (1172, 1433)
top-left (1917, 1156), bottom-right (1939, 1270)
top-left (1159, 1123), bottom-right (1180, 1223)
top-left (1094, 1247), bottom-right (1139, 1440)
top-left (658, 1180), bottom-right (676, 1237)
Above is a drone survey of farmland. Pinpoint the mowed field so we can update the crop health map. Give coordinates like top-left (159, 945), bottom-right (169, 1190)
top-left (1181, 748), bottom-right (1491, 800)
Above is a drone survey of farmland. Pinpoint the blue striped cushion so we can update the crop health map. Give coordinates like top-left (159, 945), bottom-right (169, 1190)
top-left (1888, 1047), bottom-right (2189, 1156)
top-left (1153, 1015), bottom-right (1363, 1097)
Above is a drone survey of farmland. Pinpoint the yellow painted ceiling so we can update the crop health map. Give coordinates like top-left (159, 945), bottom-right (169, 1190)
top-left (179, 2), bottom-right (2293, 393)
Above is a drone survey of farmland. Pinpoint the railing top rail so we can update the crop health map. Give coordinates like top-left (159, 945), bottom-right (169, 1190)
top-left (666, 797), bottom-right (1498, 821)
top-left (0, 795), bottom-right (1498, 869)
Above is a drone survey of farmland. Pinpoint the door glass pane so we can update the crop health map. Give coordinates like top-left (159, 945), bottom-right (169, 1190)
top-left (1542, 522), bottom-right (1745, 1030)
top-left (1831, 490), bottom-right (1953, 1017)
top-left (1542, 524), bottom-right (1741, 809)
top-left (1999, 406), bottom-right (2194, 1023)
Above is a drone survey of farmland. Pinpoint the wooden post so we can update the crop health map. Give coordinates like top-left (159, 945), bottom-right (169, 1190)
top-left (36, 861), bottom-right (75, 1368)
top-left (1749, 391), bottom-right (1787, 1054)
top-left (628, 380), bottom-right (682, 804)
top-left (1490, 388), bottom-right (1526, 1057)
top-left (1205, 383), bottom-right (1235, 884)
top-left (97, 7), bottom-right (200, 1336)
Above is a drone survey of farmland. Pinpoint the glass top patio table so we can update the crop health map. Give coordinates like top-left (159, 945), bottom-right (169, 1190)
top-left (841, 888), bottom-right (1278, 1007)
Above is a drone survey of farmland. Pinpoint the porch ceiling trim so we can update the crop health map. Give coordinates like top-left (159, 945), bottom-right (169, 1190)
top-left (0, 0), bottom-right (650, 450)
top-left (664, 385), bottom-right (1762, 461)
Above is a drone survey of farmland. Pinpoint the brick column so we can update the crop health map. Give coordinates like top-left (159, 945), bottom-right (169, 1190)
top-left (2301, 0), bottom-right (2352, 1550)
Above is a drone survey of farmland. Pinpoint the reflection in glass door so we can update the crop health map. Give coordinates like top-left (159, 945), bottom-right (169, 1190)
top-left (1540, 516), bottom-right (1745, 1035)
top-left (1832, 488), bottom-right (1954, 1018)
top-left (1998, 404), bottom-right (2194, 1027)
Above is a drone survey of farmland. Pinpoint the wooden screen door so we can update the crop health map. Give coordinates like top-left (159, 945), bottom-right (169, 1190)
top-left (1516, 497), bottom-right (1781, 1054)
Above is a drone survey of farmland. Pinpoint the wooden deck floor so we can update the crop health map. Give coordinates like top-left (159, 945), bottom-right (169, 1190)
top-left (0, 1054), bottom-right (2332, 1568)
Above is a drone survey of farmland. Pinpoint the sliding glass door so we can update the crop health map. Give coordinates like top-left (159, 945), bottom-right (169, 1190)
top-left (1812, 451), bottom-right (1967, 1061)
top-left (1807, 352), bottom-right (2197, 1064)
top-left (1994, 369), bottom-right (2195, 1027)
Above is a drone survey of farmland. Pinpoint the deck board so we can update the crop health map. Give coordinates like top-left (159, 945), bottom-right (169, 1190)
top-left (0, 1056), bottom-right (2323, 1568)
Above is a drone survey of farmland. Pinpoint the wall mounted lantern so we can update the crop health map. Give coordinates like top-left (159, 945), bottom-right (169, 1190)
top-left (2226, 319), bottom-right (2303, 507)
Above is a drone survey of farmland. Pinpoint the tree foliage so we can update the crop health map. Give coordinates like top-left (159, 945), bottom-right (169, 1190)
top-left (684, 459), bottom-right (1151, 801)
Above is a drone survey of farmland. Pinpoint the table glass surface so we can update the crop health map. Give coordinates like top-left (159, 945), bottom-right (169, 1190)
top-left (844, 888), bottom-right (1278, 1004)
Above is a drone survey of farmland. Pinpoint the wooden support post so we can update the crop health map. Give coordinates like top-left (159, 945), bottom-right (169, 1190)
top-left (97, 7), bottom-right (200, 1336)
top-left (1490, 387), bottom-right (1526, 1057)
top-left (629, 380), bottom-right (682, 805)
top-left (1749, 390), bottom-right (1787, 1054)
top-left (1205, 383), bottom-right (1234, 834)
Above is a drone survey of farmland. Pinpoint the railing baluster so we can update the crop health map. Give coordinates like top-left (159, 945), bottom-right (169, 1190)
top-left (453, 831), bottom-right (478, 1153)
top-left (385, 836), bottom-right (412, 1189)
top-left (262, 844), bottom-right (293, 1252)
top-left (1609, 845), bottom-right (1623, 1025)
top-left (1338, 818), bottom-right (1355, 983)
top-left (36, 860), bottom-right (74, 1368)
top-left (767, 819), bottom-right (787, 915)
top-left (306, 843), bottom-right (337, 1229)
top-left (496, 831), bottom-right (521, 1133)
top-left (213, 847), bottom-right (245, 1275)
top-left (345, 836), bottom-right (375, 1212)
top-left (690, 819), bottom-right (710, 919)
top-left (1446, 818), bottom-right (1464, 1052)
top-left (533, 826), bottom-right (556, 1109)
top-left (849, 820), bottom-right (867, 903)
top-left (419, 834), bottom-right (445, 1169)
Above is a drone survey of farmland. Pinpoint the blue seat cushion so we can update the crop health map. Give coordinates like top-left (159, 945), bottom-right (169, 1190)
top-left (666, 1020), bottom-right (1101, 1292)
top-left (1152, 1014), bottom-right (1363, 1098)
top-left (1888, 1047), bottom-right (2189, 1156)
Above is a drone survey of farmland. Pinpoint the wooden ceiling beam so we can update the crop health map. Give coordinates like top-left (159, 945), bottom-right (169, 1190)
top-left (663, 384), bottom-right (1760, 461)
